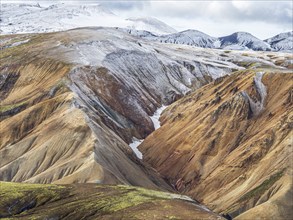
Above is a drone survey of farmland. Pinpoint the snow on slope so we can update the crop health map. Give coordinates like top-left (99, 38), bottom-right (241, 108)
top-left (0, 3), bottom-right (176, 35)
top-left (265, 31), bottom-right (293, 52)
top-left (219, 32), bottom-right (272, 51)
top-left (129, 105), bottom-right (168, 159)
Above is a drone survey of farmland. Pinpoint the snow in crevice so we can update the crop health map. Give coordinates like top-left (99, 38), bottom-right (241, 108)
top-left (150, 105), bottom-right (168, 129)
top-left (129, 105), bottom-right (168, 159)
top-left (129, 138), bottom-right (143, 159)
top-left (241, 72), bottom-right (267, 116)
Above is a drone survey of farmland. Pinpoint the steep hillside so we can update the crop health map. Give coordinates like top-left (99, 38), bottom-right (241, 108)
top-left (139, 69), bottom-right (293, 219)
top-left (0, 182), bottom-right (223, 219)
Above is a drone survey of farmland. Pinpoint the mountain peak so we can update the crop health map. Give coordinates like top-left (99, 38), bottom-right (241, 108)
top-left (264, 31), bottom-right (293, 51)
top-left (219, 32), bottom-right (271, 51)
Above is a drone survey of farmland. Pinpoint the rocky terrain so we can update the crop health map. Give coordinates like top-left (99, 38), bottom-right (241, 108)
top-left (0, 26), bottom-right (292, 219)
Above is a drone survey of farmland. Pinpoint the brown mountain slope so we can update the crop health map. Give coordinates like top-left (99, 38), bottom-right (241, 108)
top-left (0, 181), bottom-right (224, 219)
top-left (139, 69), bottom-right (293, 219)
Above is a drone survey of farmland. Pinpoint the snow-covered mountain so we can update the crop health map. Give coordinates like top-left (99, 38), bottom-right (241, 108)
top-left (219, 32), bottom-right (272, 51)
top-left (265, 31), bottom-right (293, 52)
top-left (0, 3), bottom-right (176, 35)
top-left (128, 30), bottom-right (292, 52)
top-left (153, 29), bottom-right (220, 48)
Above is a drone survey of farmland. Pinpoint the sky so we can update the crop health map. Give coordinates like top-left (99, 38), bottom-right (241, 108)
top-left (2, 0), bottom-right (293, 39)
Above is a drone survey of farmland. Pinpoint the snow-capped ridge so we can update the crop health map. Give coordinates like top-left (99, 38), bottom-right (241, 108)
top-left (265, 31), bottom-right (293, 51)
top-left (219, 32), bottom-right (272, 51)
top-left (154, 29), bottom-right (217, 48)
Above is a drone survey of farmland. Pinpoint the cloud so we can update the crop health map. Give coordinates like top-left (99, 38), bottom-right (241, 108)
top-left (98, 0), bottom-right (148, 10)
top-left (146, 1), bottom-right (292, 25)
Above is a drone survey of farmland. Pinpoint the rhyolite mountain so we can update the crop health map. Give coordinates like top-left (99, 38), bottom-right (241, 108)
top-left (1, 3), bottom-right (293, 219)
top-left (1, 26), bottom-right (292, 219)
top-left (0, 27), bottom-right (246, 185)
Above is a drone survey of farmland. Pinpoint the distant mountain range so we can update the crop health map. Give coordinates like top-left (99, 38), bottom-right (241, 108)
top-left (0, 3), bottom-right (292, 52)
top-left (131, 29), bottom-right (293, 52)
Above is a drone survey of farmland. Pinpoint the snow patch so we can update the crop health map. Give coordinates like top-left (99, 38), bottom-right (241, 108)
top-left (241, 72), bottom-right (267, 116)
top-left (129, 138), bottom-right (143, 159)
top-left (150, 105), bottom-right (168, 129)
top-left (128, 105), bottom-right (168, 159)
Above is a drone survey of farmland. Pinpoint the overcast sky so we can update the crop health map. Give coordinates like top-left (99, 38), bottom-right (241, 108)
top-left (2, 0), bottom-right (293, 39)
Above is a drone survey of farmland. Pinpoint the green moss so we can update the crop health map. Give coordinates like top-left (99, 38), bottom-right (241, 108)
top-left (238, 170), bottom-right (285, 202)
top-left (61, 185), bottom-right (174, 214)
top-left (0, 101), bottom-right (27, 113)
top-left (0, 182), bottom-right (68, 217)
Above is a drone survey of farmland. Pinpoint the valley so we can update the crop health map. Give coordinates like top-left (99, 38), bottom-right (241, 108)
top-left (0, 8), bottom-right (292, 219)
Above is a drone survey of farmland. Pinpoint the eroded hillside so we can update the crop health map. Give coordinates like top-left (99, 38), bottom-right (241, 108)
top-left (139, 69), bottom-right (293, 219)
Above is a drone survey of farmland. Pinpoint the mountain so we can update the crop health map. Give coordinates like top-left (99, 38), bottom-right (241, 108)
top-left (219, 32), bottom-right (272, 51)
top-left (154, 29), bottom-right (219, 48)
top-left (0, 27), bottom-right (252, 185)
top-left (0, 182), bottom-right (223, 219)
top-left (0, 27), bottom-right (287, 185)
top-left (1, 27), bottom-right (292, 219)
top-left (265, 31), bottom-right (293, 51)
top-left (139, 69), bottom-right (293, 219)
top-left (128, 30), bottom-right (292, 52)
top-left (0, 3), bottom-right (175, 35)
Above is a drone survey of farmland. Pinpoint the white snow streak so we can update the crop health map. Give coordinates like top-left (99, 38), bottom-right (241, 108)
top-left (129, 105), bottom-right (168, 159)
top-left (129, 138), bottom-right (143, 159)
top-left (150, 105), bottom-right (168, 129)
top-left (242, 72), bottom-right (267, 116)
